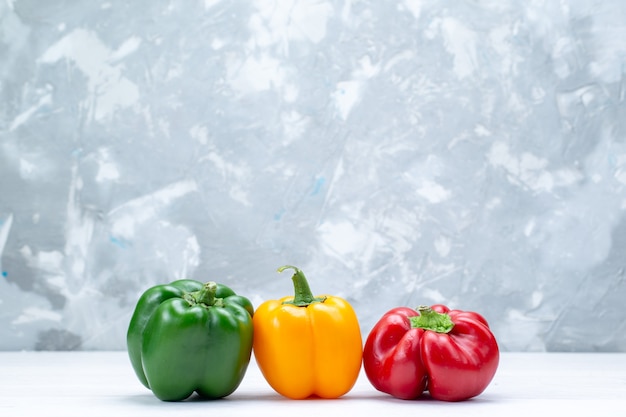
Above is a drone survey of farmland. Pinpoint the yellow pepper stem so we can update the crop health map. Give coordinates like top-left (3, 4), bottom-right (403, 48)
top-left (278, 265), bottom-right (326, 307)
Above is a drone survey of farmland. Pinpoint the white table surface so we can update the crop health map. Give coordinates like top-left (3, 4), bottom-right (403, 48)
top-left (1, 351), bottom-right (625, 416)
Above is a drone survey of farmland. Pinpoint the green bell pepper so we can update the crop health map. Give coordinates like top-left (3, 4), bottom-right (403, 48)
top-left (127, 279), bottom-right (254, 401)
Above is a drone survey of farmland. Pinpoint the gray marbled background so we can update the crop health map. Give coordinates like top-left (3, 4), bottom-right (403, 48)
top-left (1, 0), bottom-right (625, 351)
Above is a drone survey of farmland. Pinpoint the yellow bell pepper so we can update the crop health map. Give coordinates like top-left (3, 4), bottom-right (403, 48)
top-left (253, 265), bottom-right (363, 399)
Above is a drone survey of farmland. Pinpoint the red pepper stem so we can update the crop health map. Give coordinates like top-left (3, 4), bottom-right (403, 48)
top-left (278, 265), bottom-right (326, 307)
top-left (409, 305), bottom-right (455, 333)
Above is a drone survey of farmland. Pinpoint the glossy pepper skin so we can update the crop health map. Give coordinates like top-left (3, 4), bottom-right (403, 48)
top-left (363, 304), bottom-right (499, 402)
top-left (253, 265), bottom-right (363, 399)
top-left (127, 279), bottom-right (254, 401)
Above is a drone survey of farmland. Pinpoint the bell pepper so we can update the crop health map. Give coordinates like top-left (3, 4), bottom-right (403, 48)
top-left (363, 304), bottom-right (499, 401)
top-left (126, 279), bottom-right (254, 401)
top-left (252, 265), bottom-right (363, 399)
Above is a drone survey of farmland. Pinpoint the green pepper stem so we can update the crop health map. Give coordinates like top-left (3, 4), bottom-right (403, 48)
top-left (193, 282), bottom-right (220, 307)
top-left (278, 265), bottom-right (326, 307)
top-left (409, 305), bottom-right (454, 333)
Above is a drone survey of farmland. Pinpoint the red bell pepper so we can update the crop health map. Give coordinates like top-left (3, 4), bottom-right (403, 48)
top-left (363, 304), bottom-right (499, 401)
